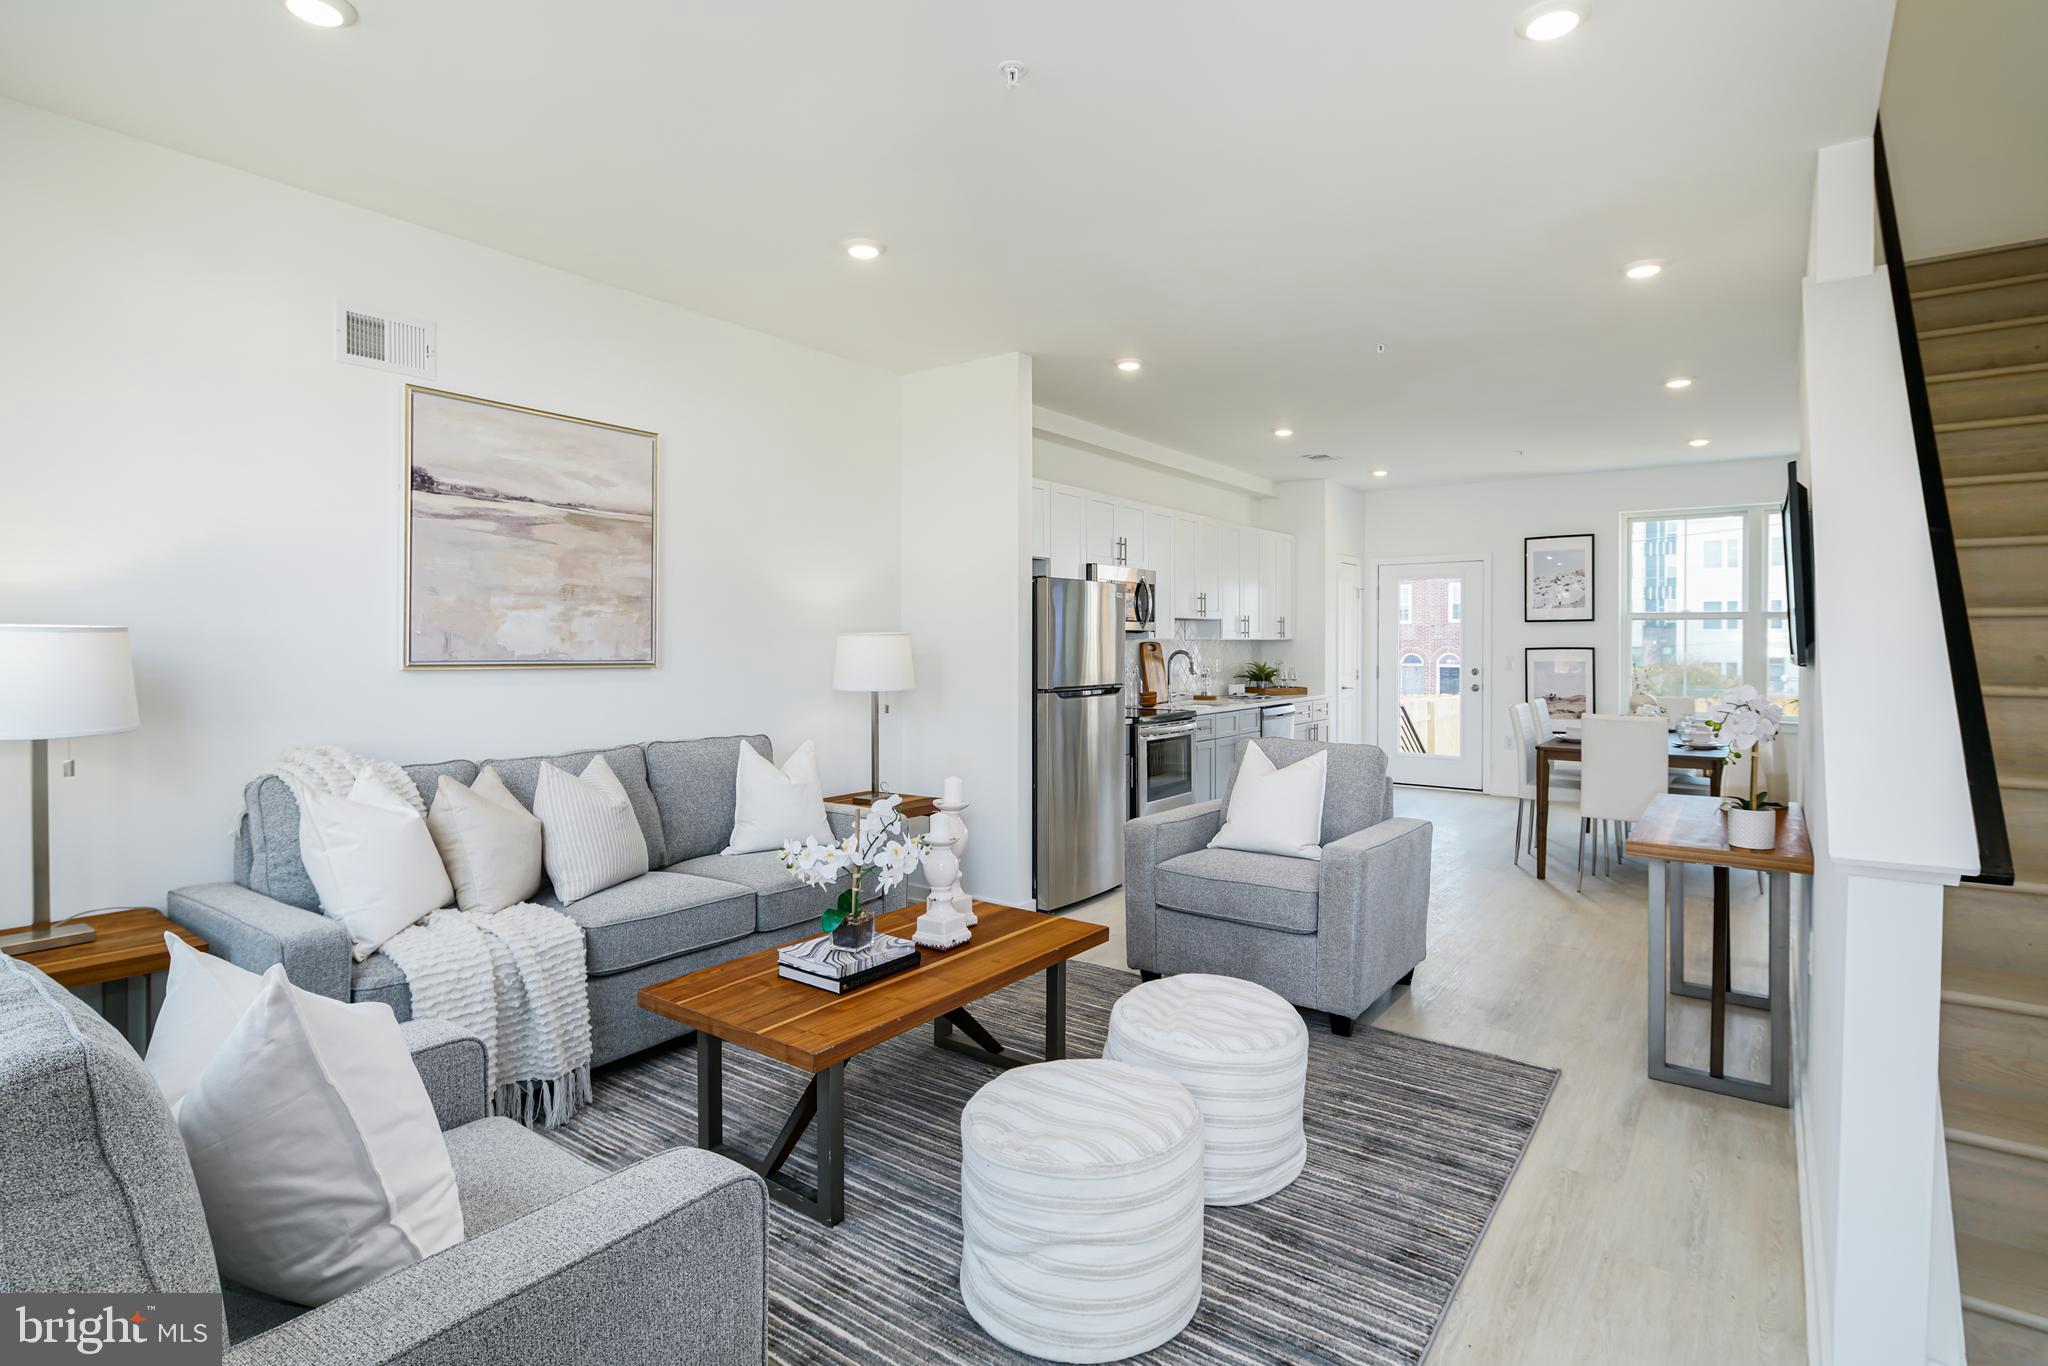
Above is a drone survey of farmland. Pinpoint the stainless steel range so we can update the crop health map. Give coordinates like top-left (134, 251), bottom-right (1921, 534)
top-left (1129, 707), bottom-right (1197, 817)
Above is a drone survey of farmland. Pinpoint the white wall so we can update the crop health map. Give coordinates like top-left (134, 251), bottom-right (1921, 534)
top-left (1347, 458), bottom-right (1788, 795)
top-left (1032, 434), bottom-right (1257, 525)
top-left (898, 355), bottom-right (1034, 907)
top-left (0, 101), bottom-right (904, 925)
top-left (1794, 136), bottom-right (1970, 1366)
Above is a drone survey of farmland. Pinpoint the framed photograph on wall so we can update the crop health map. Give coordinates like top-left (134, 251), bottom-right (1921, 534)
top-left (404, 386), bottom-right (658, 669)
top-left (1524, 533), bottom-right (1595, 622)
top-left (1526, 646), bottom-right (1595, 721)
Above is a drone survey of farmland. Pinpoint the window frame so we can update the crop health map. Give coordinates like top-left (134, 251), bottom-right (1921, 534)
top-left (1622, 504), bottom-right (1796, 720)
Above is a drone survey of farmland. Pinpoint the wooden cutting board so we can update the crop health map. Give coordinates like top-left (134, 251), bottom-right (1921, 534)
top-left (1137, 640), bottom-right (1167, 707)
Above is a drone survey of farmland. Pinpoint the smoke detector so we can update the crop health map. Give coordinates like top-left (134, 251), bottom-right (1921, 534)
top-left (998, 61), bottom-right (1027, 88)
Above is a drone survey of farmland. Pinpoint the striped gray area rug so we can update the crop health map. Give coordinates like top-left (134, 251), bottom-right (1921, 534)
top-left (543, 961), bottom-right (1556, 1364)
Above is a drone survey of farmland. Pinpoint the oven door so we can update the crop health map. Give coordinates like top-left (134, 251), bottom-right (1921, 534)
top-left (1133, 722), bottom-right (1196, 816)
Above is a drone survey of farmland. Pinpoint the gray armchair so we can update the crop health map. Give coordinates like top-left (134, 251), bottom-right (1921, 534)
top-left (0, 951), bottom-right (769, 1366)
top-left (1125, 737), bottom-right (1431, 1034)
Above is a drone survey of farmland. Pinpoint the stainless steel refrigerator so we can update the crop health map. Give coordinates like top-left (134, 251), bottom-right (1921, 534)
top-left (1032, 576), bottom-right (1125, 911)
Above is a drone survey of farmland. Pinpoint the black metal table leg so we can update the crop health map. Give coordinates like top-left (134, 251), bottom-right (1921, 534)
top-left (1046, 962), bottom-right (1068, 1061)
top-left (815, 1065), bottom-right (845, 1227)
top-left (696, 1030), bottom-right (724, 1150)
top-left (1710, 865), bottom-right (1730, 1079)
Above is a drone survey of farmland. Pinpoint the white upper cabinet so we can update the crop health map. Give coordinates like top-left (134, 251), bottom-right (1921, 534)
top-left (1029, 477), bottom-right (1295, 639)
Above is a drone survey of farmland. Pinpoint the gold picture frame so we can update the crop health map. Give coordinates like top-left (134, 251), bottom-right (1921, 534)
top-left (403, 385), bottom-right (658, 669)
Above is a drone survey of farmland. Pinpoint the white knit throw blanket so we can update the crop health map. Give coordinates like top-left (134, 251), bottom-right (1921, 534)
top-left (269, 746), bottom-right (594, 1128)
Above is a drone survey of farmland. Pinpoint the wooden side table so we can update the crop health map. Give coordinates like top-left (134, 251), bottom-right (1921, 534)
top-left (822, 790), bottom-right (940, 820)
top-left (1626, 796), bottom-right (1810, 1108)
top-left (5, 907), bottom-right (206, 1048)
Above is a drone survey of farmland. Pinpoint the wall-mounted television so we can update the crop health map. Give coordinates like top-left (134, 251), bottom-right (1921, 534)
top-left (1781, 460), bottom-right (1814, 667)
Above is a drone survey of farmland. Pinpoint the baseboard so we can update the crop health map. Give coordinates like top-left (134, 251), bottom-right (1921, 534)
top-left (1795, 1089), bottom-right (1829, 1366)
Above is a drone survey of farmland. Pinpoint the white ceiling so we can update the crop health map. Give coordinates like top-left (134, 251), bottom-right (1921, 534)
top-left (0, 2), bottom-right (1894, 489)
top-left (1881, 0), bottom-right (2048, 262)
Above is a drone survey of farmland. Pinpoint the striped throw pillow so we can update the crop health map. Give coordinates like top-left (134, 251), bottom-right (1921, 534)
top-left (534, 755), bottom-right (650, 903)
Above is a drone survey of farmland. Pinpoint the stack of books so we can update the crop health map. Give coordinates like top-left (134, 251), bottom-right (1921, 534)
top-left (777, 932), bottom-right (920, 994)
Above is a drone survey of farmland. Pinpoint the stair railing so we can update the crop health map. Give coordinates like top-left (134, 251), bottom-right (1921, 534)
top-left (1872, 118), bottom-right (2016, 886)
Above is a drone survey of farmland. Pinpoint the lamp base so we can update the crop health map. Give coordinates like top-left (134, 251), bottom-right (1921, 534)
top-left (1, 921), bottom-right (97, 957)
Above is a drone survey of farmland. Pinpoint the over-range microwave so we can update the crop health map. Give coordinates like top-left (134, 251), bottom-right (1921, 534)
top-left (1087, 564), bottom-right (1156, 633)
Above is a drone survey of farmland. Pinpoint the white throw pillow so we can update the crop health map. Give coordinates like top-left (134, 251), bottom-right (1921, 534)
top-left (723, 739), bottom-right (834, 855)
top-left (535, 755), bottom-right (650, 903)
top-left (298, 770), bottom-right (454, 961)
top-left (1209, 742), bottom-right (1329, 861)
top-left (144, 934), bottom-right (269, 1112)
top-left (426, 766), bottom-right (543, 914)
top-left (175, 963), bottom-right (464, 1306)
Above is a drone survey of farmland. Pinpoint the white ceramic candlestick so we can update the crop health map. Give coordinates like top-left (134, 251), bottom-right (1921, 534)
top-left (929, 796), bottom-right (975, 925)
top-left (914, 802), bottom-right (974, 949)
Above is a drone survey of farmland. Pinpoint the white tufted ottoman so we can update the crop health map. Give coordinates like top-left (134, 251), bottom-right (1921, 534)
top-left (1104, 973), bottom-right (1309, 1205)
top-left (959, 1059), bottom-right (1205, 1363)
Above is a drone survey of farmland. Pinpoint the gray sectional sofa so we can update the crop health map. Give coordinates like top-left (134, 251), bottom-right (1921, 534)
top-left (0, 950), bottom-right (768, 1364)
top-left (169, 734), bottom-right (899, 1067)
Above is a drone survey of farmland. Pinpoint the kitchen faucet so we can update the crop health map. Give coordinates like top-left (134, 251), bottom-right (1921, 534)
top-left (1166, 649), bottom-right (1196, 698)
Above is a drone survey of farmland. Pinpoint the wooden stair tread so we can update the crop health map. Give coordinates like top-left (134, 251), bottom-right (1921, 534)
top-left (1958, 534), bottom-right (2048, 548)
top-left (2006, 771), bottom-right (2048, 792)
top-left (1914, 271), bottom-right (2048, 301)
top-left (1972, 606), bottom-right (2048, 618)
top-left (1984, 685), bottom-right (2048, 699)
top-left (1926, 360), bottom-right (2048, 385)
top-left (1920, 313), bottom-right (2048, 340)
top-left (1940, 414), bottom-right (2048, 433)
top-left (1957, 1236), bottom-right (2048, 1331)
top-left (1947, 1087), bottom-right (2048, 1162)
top-left (1945, 965), bottom-right (2048, 1018)
top-left (1947, 470), bottom-right (2048, 487)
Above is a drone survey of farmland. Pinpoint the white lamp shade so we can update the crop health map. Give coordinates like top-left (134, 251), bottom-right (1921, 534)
top-left (0, 625), bottom-right (141, 740)
top-left (834, 632), bottom-right (915, 693)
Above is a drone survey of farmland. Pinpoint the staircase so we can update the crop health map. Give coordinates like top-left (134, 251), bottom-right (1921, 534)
top-left (1911, 237), bottom-right (2048, 1364)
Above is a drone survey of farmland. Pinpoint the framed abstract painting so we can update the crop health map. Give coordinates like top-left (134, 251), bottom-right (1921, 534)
top-left (404, 386), bottom-right (657, 668)
top-left (1526, 646), bottom-right (1595, 721)
top-left (1524, 533), bottom-right (1595, 622)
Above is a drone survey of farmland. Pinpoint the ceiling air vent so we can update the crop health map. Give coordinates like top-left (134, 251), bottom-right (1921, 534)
top-left (335, 305), bottom-right (435, 378)
top-left (1299, 452), bottom-right (1336, 462)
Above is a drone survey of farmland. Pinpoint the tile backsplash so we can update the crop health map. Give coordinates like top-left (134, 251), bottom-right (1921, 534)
top-left (1123, 625), bottom-right (1303, 696)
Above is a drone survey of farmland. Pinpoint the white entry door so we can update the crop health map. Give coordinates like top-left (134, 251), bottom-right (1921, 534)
top-left (1378, 560), bottom-right (1486, 789)
top-left (1337, 558), bottom-right (1364, 742)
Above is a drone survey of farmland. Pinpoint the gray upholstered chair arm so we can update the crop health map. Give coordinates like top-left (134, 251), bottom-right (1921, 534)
top-left (1123, 801), bottom-right (1224, 970)
top-left (166, 882), bottom-right (352, 1000)
top-left (226, 1149), bottom-right (769, 1366)
top-left (400, 1019), bottom-right (489, 1131)
top-left (1315, 818), bottom-right (1433, 1011)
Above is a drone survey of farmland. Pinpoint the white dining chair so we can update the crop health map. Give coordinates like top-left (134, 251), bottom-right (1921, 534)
top-left (1578, 714), bottom-right (1671, 891)
top-left (1511, 701), bottom-right (1579, 868)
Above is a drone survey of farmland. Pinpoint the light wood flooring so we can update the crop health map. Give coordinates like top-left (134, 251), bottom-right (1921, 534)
top-left (1064, 785), bottom-right (1804, 1364)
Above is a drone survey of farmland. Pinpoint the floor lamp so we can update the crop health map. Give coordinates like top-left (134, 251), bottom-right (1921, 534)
top-left (0, 625), bottom-right (141, 955)
top-left (833, 632), bottom-right (914, 802)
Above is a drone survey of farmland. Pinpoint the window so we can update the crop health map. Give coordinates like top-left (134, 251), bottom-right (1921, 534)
top-left (1447, 582), bottom-right (1462, 622)
top-left (1628, 508), bottom-right (1798, 717)
top-left (1400, 652), bottom-right (1425, 693)
top-left (1398, 584), bottom-right (1413, 624)
top-left (1437, 652), bottom-right (1461, 694)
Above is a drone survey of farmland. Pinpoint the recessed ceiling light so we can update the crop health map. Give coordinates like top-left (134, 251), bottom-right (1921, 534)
top-left (1665, 377), bottom-right (1694, 390)
top-left (286, 0), bottom-right (357, 27)
top-left (1273, 428), bottom-right (1294, 439)
top-left (1116, 359), bottom-right (1142, 373)
top-left (1688, 438), bottom-right (1711, 448)
top-left (842, 239), bottom-right (884, 262)
top-left (1371, 469), bottom-right (1389, 478)
top-left (1624, 260), bottom-right (1665, 280)
top-left (1516, 6), bottom-right (1583, 41)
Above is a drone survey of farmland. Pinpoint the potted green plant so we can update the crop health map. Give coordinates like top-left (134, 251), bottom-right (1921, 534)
top-left (1241, 661), bottom-right (1280, 691)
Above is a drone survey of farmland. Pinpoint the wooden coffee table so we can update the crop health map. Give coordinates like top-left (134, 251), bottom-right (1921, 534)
top-left (637, 901), bottom-right (1107, 1226)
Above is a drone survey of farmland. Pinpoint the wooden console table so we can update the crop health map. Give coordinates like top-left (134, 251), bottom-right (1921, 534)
top-left (1625, 796), bottom-right (1809, 1108)
top-left (7, 907), bottom-right (206, 1048)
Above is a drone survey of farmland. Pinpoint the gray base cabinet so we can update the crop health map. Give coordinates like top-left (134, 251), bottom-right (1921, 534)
top-left (1191, 709), bottom-right (1264, 803)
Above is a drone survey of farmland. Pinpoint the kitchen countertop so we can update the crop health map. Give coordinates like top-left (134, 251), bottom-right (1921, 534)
top-left (1163, 693), bottom-right (1325, 715)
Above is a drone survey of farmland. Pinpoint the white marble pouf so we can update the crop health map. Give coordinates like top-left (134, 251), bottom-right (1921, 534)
top-left (1104, 973), bottom-right (1309, 1205)
top-left (959, 1059), bottom-right (1205, 1363)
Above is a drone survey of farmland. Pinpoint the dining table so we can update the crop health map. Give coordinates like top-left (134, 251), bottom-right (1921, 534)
top-left (1532, 732), bottom-right (1729, 880)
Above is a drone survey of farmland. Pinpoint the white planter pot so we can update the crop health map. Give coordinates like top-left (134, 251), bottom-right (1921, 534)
top-left (1725, 806), bottom-right (1779, 851)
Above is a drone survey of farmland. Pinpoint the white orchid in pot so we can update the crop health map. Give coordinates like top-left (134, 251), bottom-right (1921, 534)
top-left (781, 795), bottom-right (928, 949)
top-left (1703, 685), bottom-right (1786, 850)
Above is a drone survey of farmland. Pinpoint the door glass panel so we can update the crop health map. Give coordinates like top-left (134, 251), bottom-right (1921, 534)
top-left (1394, 575), bottom-right (1463, 757)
